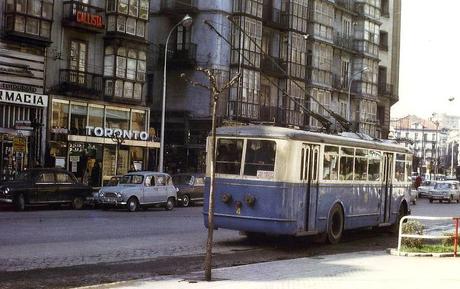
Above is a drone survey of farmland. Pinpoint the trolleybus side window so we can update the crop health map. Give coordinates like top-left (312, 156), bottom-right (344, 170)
top-left (368, 150), bottom-right (382, 181)
top-left (339, 147), bottom-right (354, 180)
top-left (354, 149), bottom-right (368, 181)
top-left (323, 145), bottom-right (339, 181)
top-left (405, 155), bottom-right (413, 182)
top-left (244, 140), bottom-right (276, 176)
top-left (395, 154), bottom-right (405, 182)
top-left (216, 139), bottom-right (244, 175)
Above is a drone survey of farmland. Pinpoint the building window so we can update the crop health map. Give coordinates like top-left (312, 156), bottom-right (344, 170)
top-left (106, 107), bottom-right (129, 130)
top-left (52, 100), bottom-right (69, 130)
top-left (70, 103), bottom-right (88, 135)
top-left (104, 45), bottom-right (145, 100)
top-left (69, 40), bottom-right (87, 83)
top-left (107, 0), bottom-right (148, 39)
top-left (131, 110), bottom-right (146, 131)
top-left (5, 0), bottom-right (54, 40)
top-left (379, 31), bottom-right (388, 51)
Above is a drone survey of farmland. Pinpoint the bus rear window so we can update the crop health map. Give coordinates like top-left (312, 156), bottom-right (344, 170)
top-left (244, 140), bottom-right (276, 176)
top-left (216, 139), bottom-right (243, 175)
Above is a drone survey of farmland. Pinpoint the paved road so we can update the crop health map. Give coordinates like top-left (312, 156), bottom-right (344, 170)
top-left (0, 197), bottom-right (457, 273)
top-left (0, 206), bottom-right (246, 272)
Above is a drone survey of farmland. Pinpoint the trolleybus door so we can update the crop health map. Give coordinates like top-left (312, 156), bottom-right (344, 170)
top-left (300, 144), bottom-right (320, 232)
top-left (382, 153), bottom-right (394, 223)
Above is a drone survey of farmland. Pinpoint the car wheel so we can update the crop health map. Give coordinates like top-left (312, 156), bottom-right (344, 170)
top-left (72, 197), bottom-right (84, 210)
top-left (182, 195), bottom-right (191, 207)
top-left (15, 193), bottom-right (25, 211)
top-left (327, 204), bottom-right (344, 244)
top-left (448, 196), bottom-right (453, 203)
top-left (127, 197), bottom-right (139, 212)
top-left (165, 197), bottom-right (175, 211)
top-left (429, 198), bottom-right (433, 203)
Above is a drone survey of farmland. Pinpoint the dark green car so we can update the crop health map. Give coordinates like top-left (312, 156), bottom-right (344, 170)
top-left (0, 168), bottom-right (92, 211)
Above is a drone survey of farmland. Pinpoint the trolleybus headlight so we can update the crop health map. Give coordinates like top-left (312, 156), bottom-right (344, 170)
top-left (222, 193), bottom-right (232, 204)
top-left (244, 194), bottom-right (256, 207)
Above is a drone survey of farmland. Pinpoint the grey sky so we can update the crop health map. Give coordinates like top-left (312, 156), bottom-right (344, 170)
top-left (391, 0), bottom-right (460, 118)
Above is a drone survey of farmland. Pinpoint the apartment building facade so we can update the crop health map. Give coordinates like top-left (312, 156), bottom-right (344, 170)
top-left (150, 0), bottom-right (402, 173)
top-left (390, 115), bottom-right (450, 175)
top-left (0, 0), bottom-right (52, 180)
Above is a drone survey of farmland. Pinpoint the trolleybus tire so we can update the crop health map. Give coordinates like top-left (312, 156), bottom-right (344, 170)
top-left (327, 204), bottom-right (344, 244)
top-left (389, 202), bottom-right (407, 234)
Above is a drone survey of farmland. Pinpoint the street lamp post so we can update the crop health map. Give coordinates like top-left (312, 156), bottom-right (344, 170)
top-left (159, 14), bottom-right (193, 173)
top-left (347, 66), bottom-right (368, 122)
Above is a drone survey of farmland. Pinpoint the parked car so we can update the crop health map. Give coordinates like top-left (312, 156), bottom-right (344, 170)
top-left (0, 168), bottom-right (92, 211)
top-left (172, 173), bottom-right (205, 207)
top-left (429, 181), bottom-right (460, 203)
top-left (409, 189), bottom-right (417, 205)
top-left (98, 171), bottom-right (177, 212)
top-left (417, 180), bottom-right (437, 198)
top-left (87, 176), bottom-right (122, 207)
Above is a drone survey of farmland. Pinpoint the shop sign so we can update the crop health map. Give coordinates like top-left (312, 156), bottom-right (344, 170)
top-left (13, 137), bottom-right (26, 153)
top-left (76, 11), bottom-right (104, 28)
top-left (0, 89), bottom-right (48, 107)
top-left (86, 126), bottom-right (150, 141)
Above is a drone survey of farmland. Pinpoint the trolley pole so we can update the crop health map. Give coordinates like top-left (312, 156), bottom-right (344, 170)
top-left (181, 68), bottom-right (240, 281)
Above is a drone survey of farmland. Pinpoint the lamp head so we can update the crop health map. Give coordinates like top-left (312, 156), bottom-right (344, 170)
top-left (181, 14), bottom-right (193, 28)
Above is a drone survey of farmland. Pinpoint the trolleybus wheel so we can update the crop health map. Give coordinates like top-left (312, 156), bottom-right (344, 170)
top-left (327, 204), bottom-right (344, 244)
top-left (389, 203), bottom-right (407, 234)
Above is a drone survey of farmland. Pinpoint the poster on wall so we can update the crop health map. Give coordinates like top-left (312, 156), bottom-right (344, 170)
top-left (133, 161), bottom-right (143, 171)
top-left (55, 157), bottom-right (65, 168)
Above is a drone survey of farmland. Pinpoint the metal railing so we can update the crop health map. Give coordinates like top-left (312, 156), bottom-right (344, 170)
top-left (262, 5), bottom-right (289, 29)
top-left (59, 69), bottom-right (103, 97)
top-left (160, 0), bottom-right (198, 12)
top-left (158, 43), bottom-right (197, 68)
top-left (396, 215), bottom-right (460, 256)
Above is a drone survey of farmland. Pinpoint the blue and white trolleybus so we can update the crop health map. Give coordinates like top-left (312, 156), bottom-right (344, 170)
top-left (204, 125), bottom-right (412, 243)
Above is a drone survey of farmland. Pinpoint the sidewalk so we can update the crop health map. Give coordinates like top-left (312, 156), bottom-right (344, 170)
top-left (80, 250), bottom-right (460, 289)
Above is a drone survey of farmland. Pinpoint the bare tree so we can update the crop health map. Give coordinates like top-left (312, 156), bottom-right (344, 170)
top-left (181, 67), bottom-right (240, 281)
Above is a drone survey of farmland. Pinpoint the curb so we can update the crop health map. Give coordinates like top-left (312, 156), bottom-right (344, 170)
top-left (387, 248), bottom-right (454, 257)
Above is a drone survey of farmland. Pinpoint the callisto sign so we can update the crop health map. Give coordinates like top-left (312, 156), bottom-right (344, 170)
top-left (0, 89), bottom-right (48, 107)
top-left (86, 126), bottom-right (149, 141)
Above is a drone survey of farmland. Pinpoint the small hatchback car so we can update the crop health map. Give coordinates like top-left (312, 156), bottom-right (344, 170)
top-left (429, 181), bottom-right (460, 203)
top-left (99, 171), bottom-right (177, 212)
top-left (172, 173), bottom-right (205, 207)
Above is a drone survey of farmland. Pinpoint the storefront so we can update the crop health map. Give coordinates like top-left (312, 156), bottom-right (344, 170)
top-left (48, 97), bottom-right (159, 187)
top-left (0, 87), bottom-right (48, 181)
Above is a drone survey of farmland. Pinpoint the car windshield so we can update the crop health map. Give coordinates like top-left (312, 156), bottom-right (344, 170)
top-left (173, 175), bottom-right (193, 185)
top-left (106, 177), bottom-right (119, 186)
top-left (15, 171), bottom-right (35, 181)
top-left (434, 183), bottom-right (452, 190)
top-left (119, 175), bottom-right (143, 184)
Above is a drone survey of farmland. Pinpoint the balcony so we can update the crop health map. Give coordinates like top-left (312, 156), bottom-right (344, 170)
top-left (4, 13), bottom-right (52, 47)
top-left (261, 56), bottom-right (287, 78)
top-left (262, 5), bottom-right (288, 30)
top-left (259, 106), bottom-right (278, 123)
top-left (378, 83), bottom-right (393, 96)
top-left (332, 74), bottom-right (349, 90)
top-left (57, 69), bottom-right (103, 99)
top-left (335, 0), bottom-right (356, 12)
top-left (158, 43), bottom-right (197, 69)
top-left (334, 33), bottom-right (354, 50)
top-left (62, 1), bottom-right (105, 32)
top-left (160, 0), bottom-right (198, 14)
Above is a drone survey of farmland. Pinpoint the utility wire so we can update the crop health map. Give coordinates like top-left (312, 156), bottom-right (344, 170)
top-left (204, 20), bottom-right (333, 132)
top-left (226, 15), bottom-right (352, 132)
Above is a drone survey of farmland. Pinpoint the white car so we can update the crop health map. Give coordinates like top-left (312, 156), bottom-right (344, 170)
top-left (99, 172), bottom-right (177, 212)
top-left (429, 181), bottom-right (460, 203)
top-left (417, 181), bottom-right (436, 198)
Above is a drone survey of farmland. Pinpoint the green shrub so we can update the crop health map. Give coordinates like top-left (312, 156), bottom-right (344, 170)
top-left (441, 232), bottom-right (460, 247)
top-left (401, 220), bottom-right (424, 249)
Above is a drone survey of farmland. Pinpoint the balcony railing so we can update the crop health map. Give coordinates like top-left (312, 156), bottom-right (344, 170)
top-left (334, 33), bottom-right (354, 50)
top-left (160, 0), bottom-right (198, 14)
top-left (259, 106), bottom-right (278, 123)
top-left (58, 69), bottom-right (103, 99)
top-left (261, 56), bottom-right (287, 78)
top-left (262, 5), bottom-right (288, 29)
top-left (335, 0), bottom-right (355, 12)
top-left (332, 74), bottom-right (349, 90)
top-left (378, 83), bottom-right (393, 96)
top-left (62, 0), bottom-right (105, 32)
top-left (158, 43), bottom-right (197, 68)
